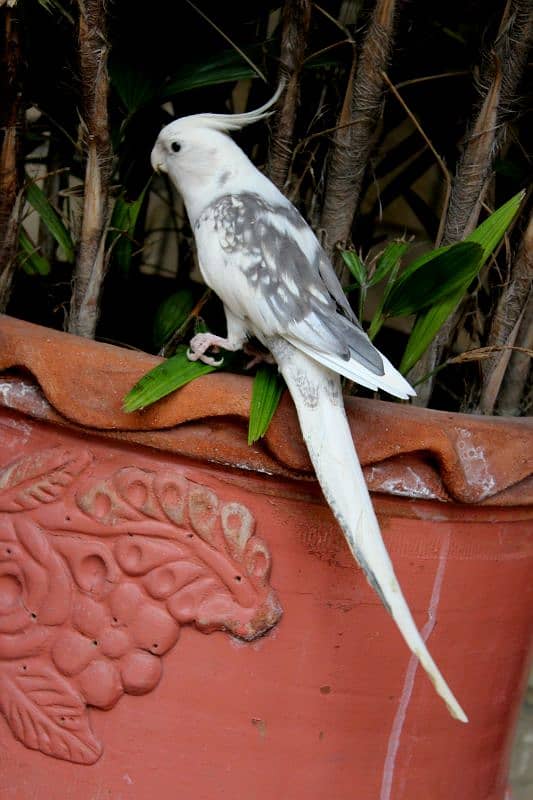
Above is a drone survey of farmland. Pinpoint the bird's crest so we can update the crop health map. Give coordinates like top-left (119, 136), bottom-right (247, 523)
top-left (176, 83), bottom-right (284, 132)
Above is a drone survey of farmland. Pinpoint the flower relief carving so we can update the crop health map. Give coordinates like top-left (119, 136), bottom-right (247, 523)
top-left (0, 447), bottom-right (281, 764)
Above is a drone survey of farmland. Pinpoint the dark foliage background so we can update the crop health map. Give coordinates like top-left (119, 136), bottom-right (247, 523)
top-left (1, 0), bottom-right (531, 413)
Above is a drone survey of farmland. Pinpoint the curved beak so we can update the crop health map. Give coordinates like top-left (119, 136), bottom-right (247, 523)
top-left (150, 141), bottom-right (166, 174)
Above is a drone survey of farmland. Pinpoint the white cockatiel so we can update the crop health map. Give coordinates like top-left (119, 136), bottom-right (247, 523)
top-left (151, 86), bottom-right (467, 723)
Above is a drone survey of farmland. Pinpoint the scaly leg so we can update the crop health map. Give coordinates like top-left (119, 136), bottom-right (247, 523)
top-left (187, 307), bottom-right (248, 366)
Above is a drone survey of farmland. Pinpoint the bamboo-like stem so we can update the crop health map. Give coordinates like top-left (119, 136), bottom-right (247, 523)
top-left (0, 6), bottom-right (24, 310)
top-left (479, 210), bottom-right (533, 413)
top-left (268, 0), bottom-right (312, 190)
top-left (495, 285), bottom-right (533, 415)
top-left (410, 0), bottom-right (533, 407)
top-left (320, 0), bottom-right (398, 265)
top-left (68, 0), bottom-right (113, 338)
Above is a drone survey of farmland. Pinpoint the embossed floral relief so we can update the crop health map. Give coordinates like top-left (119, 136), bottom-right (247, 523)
top-left (0, 447), bottom-right (281, 764)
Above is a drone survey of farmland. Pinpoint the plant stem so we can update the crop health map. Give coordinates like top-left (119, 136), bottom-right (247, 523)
top-left (268, 0), bottom-right (312, 190)
top-left (68, 0), bottom-right (113, 338)
top-left (320, 0), bottom-right (398, 267)
top-left (480, 210), bottom-right (533, 413)
top-left (409, 0), bottom-right (533, 406)
top-left (0, 5), bottom-right (24, 310)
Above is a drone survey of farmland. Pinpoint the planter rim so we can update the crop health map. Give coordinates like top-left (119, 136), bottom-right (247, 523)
top-left (0, 314), bottom-right (531, 507)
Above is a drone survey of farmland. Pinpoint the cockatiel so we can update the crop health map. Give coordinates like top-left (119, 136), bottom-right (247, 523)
top-left (151, 86), bottom-right (467, 723)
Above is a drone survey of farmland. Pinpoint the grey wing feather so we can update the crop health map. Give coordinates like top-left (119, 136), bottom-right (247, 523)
top-left (199, 192), bottom-right (386, 378)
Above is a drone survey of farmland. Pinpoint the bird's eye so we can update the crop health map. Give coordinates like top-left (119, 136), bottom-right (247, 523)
top-left (171, 141), bottom-right (181, 153)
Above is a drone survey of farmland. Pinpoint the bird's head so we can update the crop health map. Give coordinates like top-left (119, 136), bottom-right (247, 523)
top-left (150, 83), bottom-right (283, 219)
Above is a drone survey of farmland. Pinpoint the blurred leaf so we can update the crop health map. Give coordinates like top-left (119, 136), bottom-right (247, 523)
top-left (248, 364), bottom-right (285, 445)
top-left (341, 250), bottom-right (366, 287)
top-left (122, 346), bottom-right (219, 413)
top-left (494, 157), bottom-right (523, 180)
top-left (110, 59), bottom-right (159, 116)
top-left (369, 240), bottom-right (410, 287)
top-left (163, 50), bottom-right (257, 99)
top-left (17, 228), bottom-right (51, 276)
top-left (400, 190), bottom-right (524, 375)
top-left (26, 180), bottom-right (75, 262)
top-left (383, 241), bottom-right (482, 317)
top-left (107, 187), bottom-right (147, 274)
top-left (152, 288), bottom-right (195, 349)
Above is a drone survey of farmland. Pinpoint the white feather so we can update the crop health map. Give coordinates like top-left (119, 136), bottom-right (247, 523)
top-left (151, 90), bottom-right (468, 723)
top-left (286, 335), bottom-right (416, 399)
top-left (272, 344), bottom-right (467, 722)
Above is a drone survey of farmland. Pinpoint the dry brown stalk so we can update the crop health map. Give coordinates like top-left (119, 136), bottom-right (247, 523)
top-left (268, 0), bottom-right (312, 190)
top-left (480, 210), bottom-right (533, 413)
top-left (68, 0), bottom-right (113, 338)
top-left (320, 0), bottom-right (398, 265)
top-left (495, 285), bottom-right (533, 415)
top-left (410, 0), bottom-right (533, 407)
top-left (0, 6), bottom-right (23, 309)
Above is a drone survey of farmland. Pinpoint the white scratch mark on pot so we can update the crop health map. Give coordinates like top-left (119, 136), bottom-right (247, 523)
top-left (456, 428), bottom-right (496, 499)
top-left (216, 459), bottom-right (275, 477)
top-left (379, 533), bottom-right (451, 800)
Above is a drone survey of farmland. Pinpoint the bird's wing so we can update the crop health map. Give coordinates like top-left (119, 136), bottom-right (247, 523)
top-left (197, 192), bottom-right (413, 399)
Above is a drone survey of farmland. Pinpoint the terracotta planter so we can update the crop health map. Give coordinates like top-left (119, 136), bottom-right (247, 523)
top-left (0, 314), bottom-right (531, 800)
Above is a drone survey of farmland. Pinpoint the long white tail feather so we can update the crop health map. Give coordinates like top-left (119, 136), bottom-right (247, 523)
top-left (274, 343), bottom-right (468, 723)
top-left (285, 335), bottom-right (416, 399)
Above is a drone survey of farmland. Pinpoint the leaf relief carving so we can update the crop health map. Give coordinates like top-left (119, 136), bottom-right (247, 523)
top-left (0, 661), bottom-right (102, 764)
top-left (0, 448), bottom-right (281, 764)
top-left (0, 448), bottom-right (93, 512)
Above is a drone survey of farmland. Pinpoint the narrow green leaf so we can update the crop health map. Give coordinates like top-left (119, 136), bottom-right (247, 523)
top-left (368, 244), bottom-right (410, 339)
top-left (18, 228), bottom-right (51, 276)
top-left (340, 250), bottom-right (366, 287)
top-left (399, 191), bottom-right (524, 375)
top-left (152, 289), bottom-right (195, 349)
top-left (248, 364), bottom-right (285, 445)
top-left (392, 242), bottom-right (454, 285)
top-left (383, 241), bottom-right (483, 317)
top-left (368, 241), bottom-right (410, 287)
top-left (108, 188), bottom-right (147, 274)
top-left (465, 189), bottom-right (525, 260)
top-left (399, 297), bottom-right (458, 375)
top-left (122, 347), bottom-right (218, 413)
top-left (26, 180), bottom-right (75, 262)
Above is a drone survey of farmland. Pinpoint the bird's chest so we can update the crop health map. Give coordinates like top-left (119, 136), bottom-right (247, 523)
top-left (193, 201), bottom-right (262, 318)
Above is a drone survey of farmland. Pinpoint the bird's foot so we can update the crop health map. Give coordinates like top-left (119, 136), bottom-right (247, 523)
top-left (187, 333), bottom-right (228, 366)
top-left (243, 342), bottom-right (275, 370)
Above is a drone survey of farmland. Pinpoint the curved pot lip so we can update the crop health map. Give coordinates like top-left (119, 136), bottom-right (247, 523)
top-left (0, 314), bottom-right (531, 507)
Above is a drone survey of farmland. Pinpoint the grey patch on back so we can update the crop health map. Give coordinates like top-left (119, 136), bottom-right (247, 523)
top-left (197, 192), bottom-right (385, 377)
